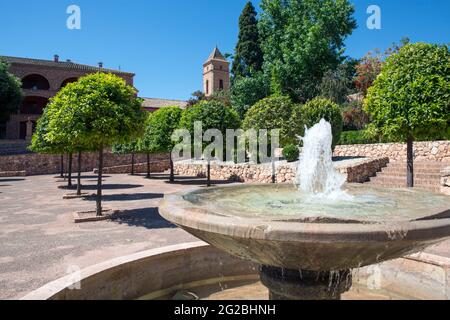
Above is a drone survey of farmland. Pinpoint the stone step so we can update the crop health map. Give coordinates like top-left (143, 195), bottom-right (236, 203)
top-left (370, 176), bottom-right (440, 185)
top-left (373, 172), bottom-right (442, 179)
top-left (366, 182), bottom-right (441, 193)
top-left (387, 162), bottom-right (448, 169)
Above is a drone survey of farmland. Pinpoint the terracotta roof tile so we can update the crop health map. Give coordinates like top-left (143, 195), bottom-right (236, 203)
top-left (142, 97), bottom-right (188, 110)
top-left (0, 55), bottom-right (134, 76)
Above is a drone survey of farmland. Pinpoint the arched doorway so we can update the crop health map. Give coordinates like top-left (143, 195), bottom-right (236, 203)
top-left (61, 77), bottom-right (78, 88)
top-left (22, 74), bottom-right (50, 90)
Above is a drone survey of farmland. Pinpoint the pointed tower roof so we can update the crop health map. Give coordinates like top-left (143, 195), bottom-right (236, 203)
top-left (205, 46), bottom-right (227, 63)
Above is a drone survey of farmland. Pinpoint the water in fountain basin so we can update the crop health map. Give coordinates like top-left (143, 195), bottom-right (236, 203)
top-left (296, 119), bottom-right (347, 199)
top-left (182, 120), bottom-right (450, 222)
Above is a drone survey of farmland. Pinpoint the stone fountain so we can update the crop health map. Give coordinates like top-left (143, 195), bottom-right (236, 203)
top-left (160, 120), bottom-right (450, 300)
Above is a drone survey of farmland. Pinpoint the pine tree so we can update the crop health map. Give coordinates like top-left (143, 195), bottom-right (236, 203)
top-left (232, 2), bottom-right (263, 78)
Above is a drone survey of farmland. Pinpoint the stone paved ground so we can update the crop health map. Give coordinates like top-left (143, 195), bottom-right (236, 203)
top-left (0, 173), bottom-right (449, 300)
top-left (0, 173), bottom-right (226, 300)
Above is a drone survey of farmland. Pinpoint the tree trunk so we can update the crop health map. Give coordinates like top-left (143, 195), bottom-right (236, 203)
top-left (68, 153), bottom-right (73, 187)
top-left (77, 151), bottom-right (82, 196)
top-left (170, 153), bottom-right (175, 183)
top-left (407, 135), bottom-right (414, 188)
top-left (60, 155), bottom-right (64, 178)
top-left (207, 159), bottom-right (211, 187)
top-left (96, 146), bottom-right (104, 216)
top-left (131, 153), bottom-right (135, 176)
top-left (146, 153), bottom-right (151, 179)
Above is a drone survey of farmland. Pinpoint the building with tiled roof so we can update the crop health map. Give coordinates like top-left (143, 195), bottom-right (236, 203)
top-left (1, 54), bottom-right (136, 140)
top-left (2, 55), bottom-right (134, 77)
top-left (142, 98), bottom-right (188, 112)
top-left (0, 55), bottom-right (187, 140)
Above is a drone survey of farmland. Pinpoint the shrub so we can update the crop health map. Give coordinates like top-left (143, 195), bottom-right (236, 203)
top-left (299, 98), bottom-right (343, 148)
top-left (338, 130), bottom-right (375, 145)
top-left (242, 95), bottom-right (303, 146)
top-left (342, 100), bottom-right (370, 131)
top-left (231, 72), bottom-right (270, 119)
top-left (364, 43), bottom-right (450, 186)
top-left (282, 144), bottom-right (300, 162)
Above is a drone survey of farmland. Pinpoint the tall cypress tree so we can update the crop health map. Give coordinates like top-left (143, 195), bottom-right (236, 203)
top-left (232, 2), bottom-right (263, 78)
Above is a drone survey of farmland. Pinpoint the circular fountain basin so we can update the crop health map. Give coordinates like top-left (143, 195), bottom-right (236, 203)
top-left (160, 184), bottom-right (450, 271)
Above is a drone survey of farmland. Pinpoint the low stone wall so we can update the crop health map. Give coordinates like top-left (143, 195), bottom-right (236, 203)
top-left (174, 157), bottom-right (389, 184)
top-left (100, 161), bottom-right (170, 174)
top-left (0, 151), bottom-right (169, 176)
top-left (334, 140), bottom-right (450, 162)
top-left (336, 158), bottom-right (390, 183)
top-left (441, 167), bottom-right (450, 196)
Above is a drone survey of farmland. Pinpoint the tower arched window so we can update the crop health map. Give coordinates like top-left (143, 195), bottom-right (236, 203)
top-left (219, 79), bottom-right (224, 90)
top-left (206, 80), bottom-right (209, 95)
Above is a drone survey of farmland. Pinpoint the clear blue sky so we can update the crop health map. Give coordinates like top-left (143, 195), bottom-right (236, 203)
top-left (0, 0), bottom-right (449, 100)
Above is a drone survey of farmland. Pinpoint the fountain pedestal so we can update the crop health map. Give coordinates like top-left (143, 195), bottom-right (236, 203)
top-left (260, 266), bottom-right (352, 300)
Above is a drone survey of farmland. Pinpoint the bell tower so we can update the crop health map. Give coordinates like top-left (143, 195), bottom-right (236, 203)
top-left (203, 47), bottom-right (230, 97)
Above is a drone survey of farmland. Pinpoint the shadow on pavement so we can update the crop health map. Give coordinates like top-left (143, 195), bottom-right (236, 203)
top-left (111, 207), bottom-right (176, 229)
top-left (82, 193), bottom-right (164, 202)
top-left (0, 178), bottom-right (26, 183)
top-left (59, 184), bottom-right (144, 190)
top-left (166, 179), bottom-right (237, 186)
top-left (54, 175), bottom-right (111, 179)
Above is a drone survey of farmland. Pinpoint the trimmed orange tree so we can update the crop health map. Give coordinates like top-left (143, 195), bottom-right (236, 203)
top-left (46, 73), bottom-right (146, 215)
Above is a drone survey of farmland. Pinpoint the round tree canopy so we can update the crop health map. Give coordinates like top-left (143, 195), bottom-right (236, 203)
top-left (140, 106), bottom-right (183, 153)
top-left (46, 73), bottom-right (146, 149)
top-left (299, 97), bottom-right (344, 148)
top-left (364, 43), bottom-right (450, 141)
top-left (242, 94), bottom-right (302, 146)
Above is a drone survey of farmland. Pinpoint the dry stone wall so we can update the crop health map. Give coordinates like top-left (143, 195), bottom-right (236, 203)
top-left (334, 141), bottom-right (450, 162)
top-left (174, 157), bottom-right (389, 184)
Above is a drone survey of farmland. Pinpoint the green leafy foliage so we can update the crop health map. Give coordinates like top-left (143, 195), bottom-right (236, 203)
top-left (300, 98), bottom-right (344, 148)
top-left (282, 144), bottom-right (300, 162)
top-left (364, 43), bottom-right (450, 142)
top-left (338, 130), bottom-right (378, 145)
top-left (318, 60), bottom-right (358, 105)
top-left (179, 100), bottom-right (241, 158)
top-left (231, 72), bottom-right (271, 119)
top-left (342, 100), bottom-right (370, 131)
top-left (29, 107), bottom-right (68, 154)
top-left (259, 0), bottom-right (356, 102)
top-left (232, 1), bottom-right (264, 78)
top-left (112, 140), bottom-right (140, 155)
top-left (0, 58), bottom-right (22, 126)
top-left (242, 95), bottom-right (302, 146)
top-left (140, 106), bottom-right (183, 153)
top-left (45, 73), bottom-right (146, 150)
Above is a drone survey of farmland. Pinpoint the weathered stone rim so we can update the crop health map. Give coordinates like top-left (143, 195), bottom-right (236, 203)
top-left (159, 183), bottom-right (450, 243)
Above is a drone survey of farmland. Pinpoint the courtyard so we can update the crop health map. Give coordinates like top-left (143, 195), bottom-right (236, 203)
top-left (0, 173), bottom-right (218, 299)
top-left (0, 172), bottom-right (449, 300)
top-left (0, 0), bottom-right (449, 305)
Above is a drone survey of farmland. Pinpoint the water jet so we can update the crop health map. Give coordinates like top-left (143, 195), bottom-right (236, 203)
top-left (160, 120), bottom-right (450, 300)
